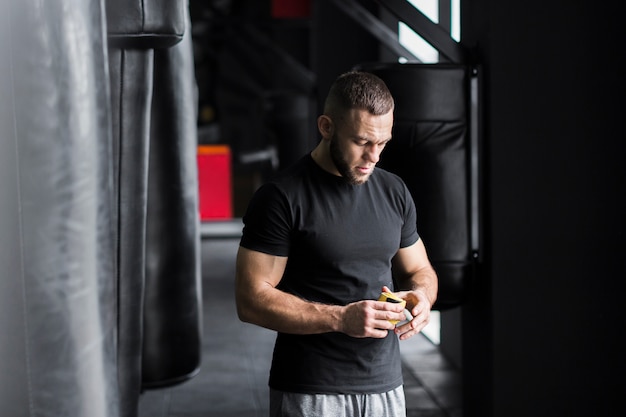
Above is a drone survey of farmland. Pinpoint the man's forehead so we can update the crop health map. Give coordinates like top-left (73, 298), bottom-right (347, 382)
top-left (339, 108), bottom-right (392, 124)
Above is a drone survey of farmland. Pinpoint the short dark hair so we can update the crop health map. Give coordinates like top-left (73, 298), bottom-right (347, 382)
top-left (323, 71), bottom-right (394, 118)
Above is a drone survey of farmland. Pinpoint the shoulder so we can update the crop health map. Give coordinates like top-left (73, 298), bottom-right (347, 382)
top-left (246, 155), bottom-right (314, 212)
top-left (370, 166), bottom-right (410, 192)
top-left (265, 155), bottom-right (313, 189)
top-left (369, 167), bottom-right (416, 217)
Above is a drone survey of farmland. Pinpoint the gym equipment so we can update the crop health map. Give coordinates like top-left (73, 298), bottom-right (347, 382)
top-left (358, 63), bottom-right (476, 310)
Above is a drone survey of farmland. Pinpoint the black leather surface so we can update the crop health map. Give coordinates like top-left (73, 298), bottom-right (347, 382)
top-left (108, 0), bottom-right (202, 410)
top-left (108, 47), bottom-right (154, 417)
top-left (266, 92), bottom-right (315, 170)
top-left (142, 8), bottom-right (202, 388)
top-left (2, 1), bottom-right (202, 415)
top-left (1, 1), bottom-right (119, 416)
top-left (358, 64), bottom-right (473, 310)
top-left (106, 0), bottom-right (186, 48)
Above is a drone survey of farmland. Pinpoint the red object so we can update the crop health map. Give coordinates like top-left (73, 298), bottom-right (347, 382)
top-left (271, 0), bottom-right (311, 18)
top-left (197, 145), bottom-right (232, 220)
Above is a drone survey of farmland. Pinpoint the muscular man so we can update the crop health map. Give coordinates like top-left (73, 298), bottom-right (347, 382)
top-left (235, 71), bottom-right (438, 417)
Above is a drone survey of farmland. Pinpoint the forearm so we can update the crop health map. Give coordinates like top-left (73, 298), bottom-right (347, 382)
top-left (236, 282), bottom-right (344, 335)
top-left (396, 264), bottom-right (438, 307)
top-left (392, 239), bottom-right (438, 309)
top-left (235, 247), bottom-right (403, 338)
top-left (235, 247), bottom-right (345, 334)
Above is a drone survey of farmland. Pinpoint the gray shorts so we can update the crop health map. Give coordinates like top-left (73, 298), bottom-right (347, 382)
top-left (269, 386), bottom-right (406, 417)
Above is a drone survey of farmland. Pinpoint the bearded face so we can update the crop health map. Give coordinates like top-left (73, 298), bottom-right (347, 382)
top-left (327, 109), bottom-right (394, 185)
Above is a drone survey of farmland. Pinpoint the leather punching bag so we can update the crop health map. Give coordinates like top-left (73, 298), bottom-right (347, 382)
top-left (142, 7), bottom-right (203, 389)
top-left (0, 1), bottom-right (119, 416)
top-left (107, 46), bottom-right (154, 417)
top-left (358, 63), bottom-right (474, 310)
top-left (105, 0), bottom-right (201, 413)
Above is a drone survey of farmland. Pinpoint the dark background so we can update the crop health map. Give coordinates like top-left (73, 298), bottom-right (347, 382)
top-left (188, 1), bottom-right (626, 416)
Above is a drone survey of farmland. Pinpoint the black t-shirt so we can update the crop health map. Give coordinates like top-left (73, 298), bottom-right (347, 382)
top-left (240, 154), bottom-right (419, 394)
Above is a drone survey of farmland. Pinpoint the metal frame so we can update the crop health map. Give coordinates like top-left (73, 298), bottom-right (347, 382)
top-left (328, 0), bottom-right (421, 63)
top-left (373, 0), bottom-right (466, 63)
top-left (470, 66), bottom-right (482, 262)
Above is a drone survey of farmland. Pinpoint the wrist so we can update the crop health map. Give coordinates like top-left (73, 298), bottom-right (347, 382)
top-left (413, 287), bottom-right (435, 308)
top-left (329, 304), bottom-right (347, 333)
top-left (311, 302), bottom-right (345, 333)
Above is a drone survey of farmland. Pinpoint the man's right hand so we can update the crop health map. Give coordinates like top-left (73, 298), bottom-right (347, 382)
top-left (339, 300), bottom-right (407, 338)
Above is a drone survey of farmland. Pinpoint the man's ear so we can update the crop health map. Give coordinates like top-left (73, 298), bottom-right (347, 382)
top-left (317, 115), bottom-right (333, 139)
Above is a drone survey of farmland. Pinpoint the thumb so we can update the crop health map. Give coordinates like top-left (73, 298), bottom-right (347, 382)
top-left (382, 285), bottom-right (392, 293)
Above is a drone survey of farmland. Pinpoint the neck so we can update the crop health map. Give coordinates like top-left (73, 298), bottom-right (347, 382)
top-left (311, 142), bottom-right (340, 176)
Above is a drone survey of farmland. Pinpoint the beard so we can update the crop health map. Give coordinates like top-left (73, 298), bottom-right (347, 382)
top-left (329, 134), bottom-right (370, 185)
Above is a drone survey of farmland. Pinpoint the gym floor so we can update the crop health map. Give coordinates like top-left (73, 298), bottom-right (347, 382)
top-left (138, 224), bottom-right (462, 417)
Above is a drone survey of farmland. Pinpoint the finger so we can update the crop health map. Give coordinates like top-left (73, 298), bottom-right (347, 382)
top-left (373, 312), bottom-right (404, 329)
top-left (394, 318), bottom-right (413, 333)
top-left (370, 301), bottom-right (407, 328)
top-left (368, 328), bottom-right (389, 339)
top-left (395, 311), bottom-right (430, 339)
top-left (395, 320), bottom-right (426, 340)
top-left (398, 327), bottom-right (421, 340)
top-left (362, 304), bottom-right (401, 327)
top-left (376, 300), bottom-right (405, 313)
top-left (410, 301), bottom-right (430, 317)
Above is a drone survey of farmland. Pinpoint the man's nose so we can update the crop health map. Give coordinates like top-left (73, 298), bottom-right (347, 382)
top-left (365, 144), bottom-right (382, 163)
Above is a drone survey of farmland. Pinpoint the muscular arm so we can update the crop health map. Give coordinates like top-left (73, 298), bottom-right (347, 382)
top-left (235, 246), bottom-right (406, 338)
top-left (390, 238), bottom-right (438, 340)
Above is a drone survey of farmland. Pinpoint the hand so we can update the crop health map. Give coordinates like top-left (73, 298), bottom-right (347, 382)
top-left (340, 299), bottom-right (407, 338)
top-left (382, 286), bottom-right (432, 341)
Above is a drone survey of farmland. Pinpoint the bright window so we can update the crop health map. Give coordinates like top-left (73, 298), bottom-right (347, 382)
top-left (398, 0), bottom-right (460, 63)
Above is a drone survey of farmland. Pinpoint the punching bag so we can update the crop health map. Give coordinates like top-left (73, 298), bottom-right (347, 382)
top-left (106, 0), bottom-right (201, 412)
top-left (142, 7), bottom-right (203, 388)
top-left (0, 0), bottom-right (119, 416)
top-left (107, 45), bottom-right (154, 417)
top-left (265, 92), bottom-right (316, 171)
top-left (358, 63), bottom-right (474, 310)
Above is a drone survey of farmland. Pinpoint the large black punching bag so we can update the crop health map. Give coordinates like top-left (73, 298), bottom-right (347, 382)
top-left (107, 41), bottom-right (154, 417)
top-left (142, 7), bottom-right (203, 389)
top-left (105, 0), bottom-right (201, 414)
top-left (358, 63), bottom-right (474, 310)
top-left (0, 0), bottom-right (119, 416)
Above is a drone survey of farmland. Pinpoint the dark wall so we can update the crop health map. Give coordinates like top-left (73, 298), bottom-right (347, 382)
top-left (313, 0), bottom-right (381, 112)
top-left (462, 1), bottom-right (626, 416)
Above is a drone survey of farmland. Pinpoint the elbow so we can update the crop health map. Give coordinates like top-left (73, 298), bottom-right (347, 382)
top-left (235, 293), bottom-right (251, 323)
top-left (235, 290), bottom-right (259, 325)
top-left (236, 302), bottom-right (254, 324)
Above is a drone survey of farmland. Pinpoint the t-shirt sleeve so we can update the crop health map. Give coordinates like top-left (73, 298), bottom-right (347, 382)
top-left (239, 182), bottom-right (292, 257)
top-left (400, 183), bottom-right (419, 248)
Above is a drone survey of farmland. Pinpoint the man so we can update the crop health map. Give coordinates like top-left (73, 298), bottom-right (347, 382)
top-left (235, 71), bottom-right (438, 417)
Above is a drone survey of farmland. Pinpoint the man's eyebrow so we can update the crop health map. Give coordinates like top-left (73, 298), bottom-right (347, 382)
top-left (354, 135), bottom-right (392, 143)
